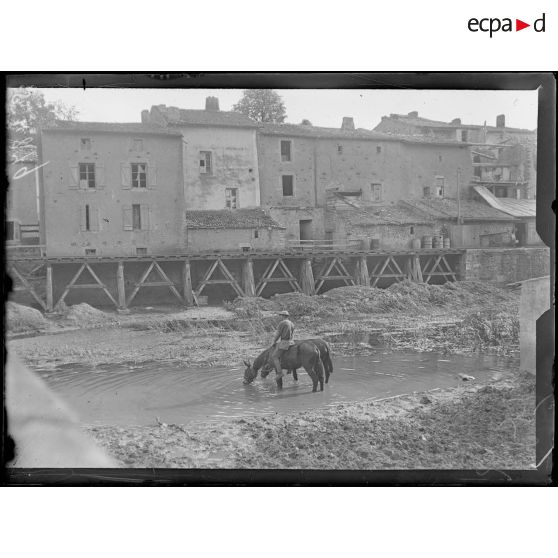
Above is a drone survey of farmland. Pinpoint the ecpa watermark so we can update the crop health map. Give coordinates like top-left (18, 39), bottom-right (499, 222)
top-left (468, 13), bottom-right (546, 37)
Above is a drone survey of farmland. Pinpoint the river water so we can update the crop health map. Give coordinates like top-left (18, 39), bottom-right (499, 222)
top-left (33, 351), bottom-right (516, 426)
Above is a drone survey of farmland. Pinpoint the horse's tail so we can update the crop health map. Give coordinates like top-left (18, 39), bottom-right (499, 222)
top-left (321, 342), bottom-right (333, 378)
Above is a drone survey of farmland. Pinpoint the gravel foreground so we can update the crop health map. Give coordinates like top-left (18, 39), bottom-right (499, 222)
top-left (86, 370), bottom-right (535, 470)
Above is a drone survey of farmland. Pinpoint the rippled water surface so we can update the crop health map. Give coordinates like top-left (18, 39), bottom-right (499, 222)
top-left (33, 352), bottom-right (516, 426)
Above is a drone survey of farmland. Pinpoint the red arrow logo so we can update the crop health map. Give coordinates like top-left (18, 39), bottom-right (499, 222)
top-left (516, 19), bottom-right (530, 31)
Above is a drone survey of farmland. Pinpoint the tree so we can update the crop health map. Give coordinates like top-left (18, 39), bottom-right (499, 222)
top-left (232, 89), bottom-right (287, 123)
top-left (7, 88), bottom-right (78, 158)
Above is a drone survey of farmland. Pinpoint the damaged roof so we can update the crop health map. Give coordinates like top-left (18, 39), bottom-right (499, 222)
top-left (259, 122), bottom-right (469, 146)
top-left (402, 198), bottom-right (515, 221)
top-left (184, 209), bottom-right (285, 230)
top-left (154, 105), bottom-right (258, 128)
top-left (43, 120), bottom-right (182, 136)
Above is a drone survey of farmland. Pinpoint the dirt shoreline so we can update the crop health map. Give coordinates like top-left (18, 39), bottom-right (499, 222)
top-left (86, 371), bottom-right (535, 469)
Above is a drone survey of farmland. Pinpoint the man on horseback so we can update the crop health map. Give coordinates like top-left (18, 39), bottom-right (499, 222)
top-left (269, 310), bottom-right (295, 380)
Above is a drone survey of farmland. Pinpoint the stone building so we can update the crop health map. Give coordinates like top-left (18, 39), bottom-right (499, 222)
top-left (40, 121), bottom-right (185, 257)
top-left (374, 112), bottom-right (537, 199)
top-left (183, 209), bottom-right (285, 252)
top-left (257, 118), bottom-right (473, 243)
top-left (142, 97), bottom-right (261, 210)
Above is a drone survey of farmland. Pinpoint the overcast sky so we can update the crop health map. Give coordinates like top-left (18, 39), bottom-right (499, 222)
top-left (29, 88), bottom-right (538, 130)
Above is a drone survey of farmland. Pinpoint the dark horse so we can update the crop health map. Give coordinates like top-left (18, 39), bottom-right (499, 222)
top-left (243, 341), bottom-right (325, 392)
top-left (260, 338), bottom-right (333, 384)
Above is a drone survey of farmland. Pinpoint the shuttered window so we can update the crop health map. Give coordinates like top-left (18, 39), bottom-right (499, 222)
top-left (280, 140), bottom-right (292, 162)
top-left (199, 151), bottom-right (212, 175)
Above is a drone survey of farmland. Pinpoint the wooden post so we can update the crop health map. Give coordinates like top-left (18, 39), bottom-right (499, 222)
top-left (116, 261), bottom-right (127, 311)
top-left (242, 259), bottom-right (256, 297)
top-left (182, 260), bottom-right (194, 306)
top-left (46, 264), bottom-right (54, 312)
top-left (355, 256), bottom-right (370, 286)
top-left (300, 258), bottom-right (315, 296)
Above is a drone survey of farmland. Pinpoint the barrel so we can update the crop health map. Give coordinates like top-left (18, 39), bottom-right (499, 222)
top-left (422, 235), bottom-right (432, 249)
top-left (443, 237), bottom-right (451, 249)
top-left (370, 238), bottom-right (380, 250)
top-left (411, 238), bottom-right (421, 250)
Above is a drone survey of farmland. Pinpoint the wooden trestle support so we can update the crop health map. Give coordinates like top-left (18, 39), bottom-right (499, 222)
top-left (7, 249), bottom-right (462, 311)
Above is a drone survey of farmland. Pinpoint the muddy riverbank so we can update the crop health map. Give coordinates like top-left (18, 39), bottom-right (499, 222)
top-left (86, 370), bottom-right (535, 469)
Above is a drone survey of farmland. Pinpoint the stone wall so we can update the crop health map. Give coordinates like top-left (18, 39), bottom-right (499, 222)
top-left (462, 247), bottom-right (551, 283)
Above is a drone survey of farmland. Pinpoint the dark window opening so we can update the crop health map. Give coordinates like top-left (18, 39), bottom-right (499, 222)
top-left (85, 248), bottom-right (96, 256)
top-left (132, 204), bottom-right (141, 230)
top-left (131, 162), bottom-right (147, 188)
top-left (282, 175), bottom-right (294, 196)
top-left (81, 138), bottom-right (91, 150)
top-left (280, 140), bottom-right (292, 162)
top-left (79, 163), bottom-right (96, 188)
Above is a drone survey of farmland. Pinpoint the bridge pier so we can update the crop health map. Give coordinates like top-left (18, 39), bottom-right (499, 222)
top-left (242, 259), bottom-right (256, 297)
top-left (300, 258), bottom-right (315, 296)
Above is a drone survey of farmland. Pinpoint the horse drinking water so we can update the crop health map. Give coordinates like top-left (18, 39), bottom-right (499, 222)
top-left (243, 340), bottom-right (325, 392)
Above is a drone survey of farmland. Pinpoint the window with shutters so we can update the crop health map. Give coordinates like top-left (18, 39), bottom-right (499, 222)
top-left (282, 175), bottom-right (294, 197)
top-left (370, 183), bottom-right (382, 202)
top-left (79, 163), bottom-right (96, 188)
top-left (132, 204), bottom-right (142, 230)
top-left (280, 140), bottom-right (292, 162)
top-left (225, 188), bottom-right (238, 209)
top-left (199, 151), bottom-right (212, 175)
top-left (131, 163), bottom-right (147, 188)
top-left (81, 138), bottom-right (91, 151)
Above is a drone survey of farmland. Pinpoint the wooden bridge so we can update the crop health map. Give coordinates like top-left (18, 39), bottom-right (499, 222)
top-left (7, 248), bottom-right (464, 312)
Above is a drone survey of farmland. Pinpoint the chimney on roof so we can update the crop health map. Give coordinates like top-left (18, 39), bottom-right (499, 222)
top-left (341, 117), bottom-right (355, 131)
top-left (408, 111), bottom-right (419, 118)
top-left (141, 110), bottom-right (150, 124)
top-left (496, 114), bottom-right (506, 128)
top-left (205, 96), bottom-right (220, 111)
top-left (451, 118), bottom-right (461, 125)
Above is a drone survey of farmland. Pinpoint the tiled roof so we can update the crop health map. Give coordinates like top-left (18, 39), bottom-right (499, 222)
top-left (43, 120), bottom-right (182, 136)
top-left (184, 209), bottom-right (285, 229)
top-left (332, 202), bottom-right (432, 226)
top-left (473, 186), bottom-right (536, 217)
top-left (156, 106), bottom-right (258, 128)
top-left (260, 122), bottom-right (467, 145)
top-left (402, 198), bottom-right (514, 221)
top-left (379, 113), bottom-right (534, 134)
